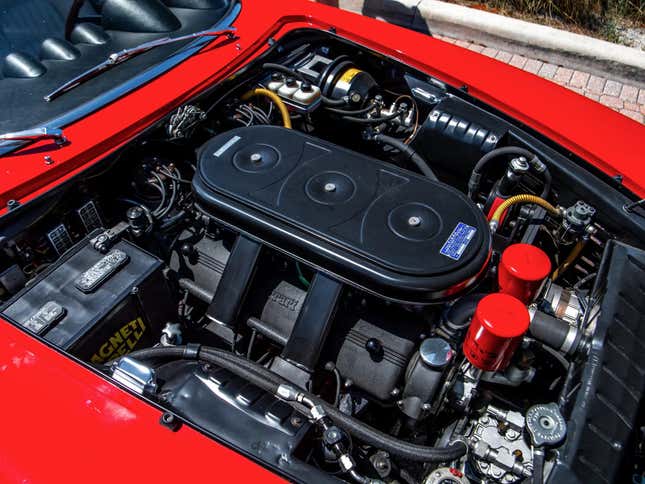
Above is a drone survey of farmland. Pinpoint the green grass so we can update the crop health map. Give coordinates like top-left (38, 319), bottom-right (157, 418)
top-left (489, 0), bottom-right (644, 29)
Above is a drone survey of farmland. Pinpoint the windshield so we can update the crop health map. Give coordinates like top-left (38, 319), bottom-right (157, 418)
top-left (0, 0), bottom-right (238, 135)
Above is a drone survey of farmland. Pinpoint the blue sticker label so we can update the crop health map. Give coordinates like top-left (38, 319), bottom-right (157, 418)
top-left (440, 222), bottom-right (477, 260)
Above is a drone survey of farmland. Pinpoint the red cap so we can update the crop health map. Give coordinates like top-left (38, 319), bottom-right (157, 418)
top-left (463, 293), bottom-right (530, 371)
top-left (499, 244), bottom-right (551, 303)
top-left (475, 293), bottom-right (530, 338)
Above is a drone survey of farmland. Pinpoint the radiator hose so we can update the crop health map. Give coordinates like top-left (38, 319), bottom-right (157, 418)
top-left (442, 293), bottom-right (486, 336)
top-left (372, 133), bottom-right (438, 181)
top-left (119, 345), bottom-right (467, 463)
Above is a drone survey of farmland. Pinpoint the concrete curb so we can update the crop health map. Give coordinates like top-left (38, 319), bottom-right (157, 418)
top-left (345, 0), bottom-right (645, 88)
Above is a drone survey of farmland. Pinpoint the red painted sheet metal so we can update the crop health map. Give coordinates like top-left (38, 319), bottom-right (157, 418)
top-left (0, 0), bottom-right (643, 210)
top-left (0, 318), bottom-right (285, 483)
top-left (0, 2), bottom-right (642, 479)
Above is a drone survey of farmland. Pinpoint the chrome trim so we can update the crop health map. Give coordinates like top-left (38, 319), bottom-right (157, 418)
top-left (0, 2), bottom-right (241, 157)
top-left (560, 324), bottom-right (578, 354)
top-left (112, 356), bottom-right (157, 394)
top-left (0, 127), bottom-right (67, 145)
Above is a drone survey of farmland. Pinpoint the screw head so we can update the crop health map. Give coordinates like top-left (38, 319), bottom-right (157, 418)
top-left (44, 155), bottom-right (54, 165)
top-left (250, 153), bottom-right (262, 163)
top-left (349, 92), bottom-right (362, 103)
top-left (408, 216), bottom-right (422, 227)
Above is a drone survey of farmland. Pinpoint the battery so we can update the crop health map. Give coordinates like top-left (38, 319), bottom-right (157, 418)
top-left (1, 236), bottom-right (174, 363)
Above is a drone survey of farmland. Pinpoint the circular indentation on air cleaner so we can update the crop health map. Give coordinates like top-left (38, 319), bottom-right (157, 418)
top-left (387, 202), bottom-right (442, 241)
top-left (305, 171), bottom-right (356, 205)
top-left (232, 144), bottom-right (280, 173)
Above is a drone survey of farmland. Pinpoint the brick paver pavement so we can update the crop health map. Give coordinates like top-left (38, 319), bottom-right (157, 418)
top-left (323, 0), bottom-right (645, 123)
top-left (433, 34), bottom-right (644, 123)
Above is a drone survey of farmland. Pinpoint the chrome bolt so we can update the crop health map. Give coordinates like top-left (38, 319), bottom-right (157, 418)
top-left (408, 216), bottom-right (422, 227)
top-left (250, 153), bottom-right (262, 163)
top-left (44, 155), bottom-right (54, 165)
top-left (510, 156), bottom-right (530, 173)
top-left (324, 182), bottom-right (336, 192)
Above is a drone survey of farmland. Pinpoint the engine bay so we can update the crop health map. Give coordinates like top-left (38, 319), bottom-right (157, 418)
top-left (1, 30), bottom-right (644, 484)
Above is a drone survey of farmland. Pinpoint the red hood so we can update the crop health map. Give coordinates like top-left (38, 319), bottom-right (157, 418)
top-left (0, 2), bottom-right (643, 480)
top-left (0, 0), bottom-right (643, 210)
top-left (0, 316), bottom-right (285, 483)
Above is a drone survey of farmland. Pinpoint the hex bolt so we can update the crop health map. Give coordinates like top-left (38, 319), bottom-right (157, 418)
top-left (44, 155), bottom-right (54, 165)
top-left (324, 182), bottom-right (337, 193)
top-left (491, 468), bottom-right (504, 479)
top-left (250, 153), bottom-right (262, 163)
top-left (290, 416), bottom-right (303, 427)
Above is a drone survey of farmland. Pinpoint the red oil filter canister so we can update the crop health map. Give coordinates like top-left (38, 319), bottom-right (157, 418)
top-left (463, 293), bottom-right (530, 371)
top-left (498, 243), bottom-right (551, 303)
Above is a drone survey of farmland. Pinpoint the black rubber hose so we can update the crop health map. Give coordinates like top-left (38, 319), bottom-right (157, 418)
top-left (262, 63), bottom-right (307, 83)
top-left (321, 96), bottom-right (347, 106)
top-left (342, 111), bottom-right (402, 124)
top-left (325, 102), bottom-right (376, 115)
top-left (529, 310), bottom-right (580, 355)
top-left (532, 449), bottom-right (545, 484)
top-left (541, 168), bottom-right (552, 199)
top-left (443, 293), bottom-right (486, 333)
top-left (121, 345), bottom-right (467, 462)
top-left (467, 147), bottom-right (551, 200)
top-left (373, 133), bottom-right (438, 181)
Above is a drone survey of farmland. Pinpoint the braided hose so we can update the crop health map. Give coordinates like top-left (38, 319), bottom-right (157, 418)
top-left (241, 88), bottom-right (292, 128)
top-left (552, 239), bottom-right (587, 280)
top-left (490, 194), bottom-right (559, 232)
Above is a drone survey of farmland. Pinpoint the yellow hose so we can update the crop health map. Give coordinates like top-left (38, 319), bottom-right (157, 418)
top-left (490, 194), bottom-right (560, 232)
top-left (552, 239), bottom-right (587, 280)
top-left (241, 88), bottom-right (292, 129)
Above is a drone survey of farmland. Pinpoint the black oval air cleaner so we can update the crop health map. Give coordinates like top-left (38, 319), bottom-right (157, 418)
top-left (193, 126), bottom-right (490, 303)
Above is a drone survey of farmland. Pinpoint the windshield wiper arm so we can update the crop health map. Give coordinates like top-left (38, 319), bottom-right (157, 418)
top-left (44, 27), bottom-right (237, 102)
top-left (0, 127), bottom-right (68, 145)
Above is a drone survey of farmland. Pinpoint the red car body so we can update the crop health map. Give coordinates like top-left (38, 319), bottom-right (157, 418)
top-left (0, 1), bottom-right (643, 482)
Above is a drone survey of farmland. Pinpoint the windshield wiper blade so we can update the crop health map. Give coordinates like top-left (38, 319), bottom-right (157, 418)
top-left (44, 27), bottom-right (237, 102)
top-left (0, 127), bottom-right (68, 145)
